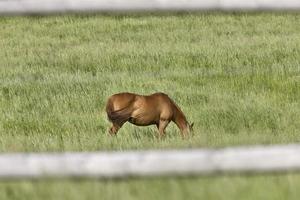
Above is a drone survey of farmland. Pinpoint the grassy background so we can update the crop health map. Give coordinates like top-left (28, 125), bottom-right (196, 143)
top-left (0, 12), bottom-right (300, 199)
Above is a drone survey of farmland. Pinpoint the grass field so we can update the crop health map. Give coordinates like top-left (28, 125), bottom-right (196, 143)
top-left (0, 12), bottom-right (300, 199)
top-left (1, 174), bottom-right (300, 200)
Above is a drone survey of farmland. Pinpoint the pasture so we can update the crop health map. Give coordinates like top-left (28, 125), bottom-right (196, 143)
top-left (0, 12), bottom-right (300, 199)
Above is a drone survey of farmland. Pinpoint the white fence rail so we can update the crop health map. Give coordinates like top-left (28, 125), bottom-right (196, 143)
top-left (1, 144), bottom-right (300, 179)
top-left (0, 0), bottom-right (300, 15)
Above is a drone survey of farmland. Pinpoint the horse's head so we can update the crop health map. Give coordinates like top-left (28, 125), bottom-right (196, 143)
top-left (182, 122), bottom-right (194, 138)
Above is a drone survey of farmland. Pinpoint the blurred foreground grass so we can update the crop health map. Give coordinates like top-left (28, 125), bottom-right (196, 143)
top-left (1, 174), bottom-right (300, 200)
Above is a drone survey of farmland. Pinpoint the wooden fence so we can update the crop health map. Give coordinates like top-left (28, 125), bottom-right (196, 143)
top-left (0, 0), bottom-right (300, 15)
top-left (1, 144), bottom-right (300, 179)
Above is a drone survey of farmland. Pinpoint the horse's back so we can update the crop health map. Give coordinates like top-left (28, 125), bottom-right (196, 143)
top-left (107, 92), bottom-right (174, 109)
top-left (148, 92), bottom-right (174, 106)
top-left (106, 92), bottom-right (137, 111)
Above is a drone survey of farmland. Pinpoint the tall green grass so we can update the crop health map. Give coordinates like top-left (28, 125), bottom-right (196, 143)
top-left (1, 13), bottom-right (299, 152)
top-left (0, 13), bottom-right (300, 199)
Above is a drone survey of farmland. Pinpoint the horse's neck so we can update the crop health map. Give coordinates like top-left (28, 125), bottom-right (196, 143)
top-left (173, 106), bottom-right (188, 131)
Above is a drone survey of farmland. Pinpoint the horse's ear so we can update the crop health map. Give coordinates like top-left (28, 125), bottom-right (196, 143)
top-left (190, 122), bottom-right (194, 128)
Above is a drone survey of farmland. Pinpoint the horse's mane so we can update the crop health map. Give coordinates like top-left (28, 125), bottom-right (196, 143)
top-left (169, 97), bottom-right (187, 122)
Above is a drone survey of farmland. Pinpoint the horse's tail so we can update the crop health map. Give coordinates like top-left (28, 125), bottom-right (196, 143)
top-left (106, 99), bottom-right (132, 125)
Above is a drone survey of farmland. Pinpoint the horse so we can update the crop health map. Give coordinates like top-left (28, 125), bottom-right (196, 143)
top-left (105, 92), bottom-right (193, 138)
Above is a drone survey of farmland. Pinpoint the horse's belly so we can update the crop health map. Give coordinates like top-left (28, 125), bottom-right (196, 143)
top-left (129, 110), bottom-right (158, 126)
top-left (128, 117), bottom-right (156, 126)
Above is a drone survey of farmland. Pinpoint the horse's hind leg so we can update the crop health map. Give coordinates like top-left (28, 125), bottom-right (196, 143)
top-left (157, 119), bottom-right (170, 138)
top-left (109, 122), bottom-right (123, 135)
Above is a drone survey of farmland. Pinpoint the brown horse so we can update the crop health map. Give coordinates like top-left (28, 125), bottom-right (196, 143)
top-left (105, 92), bottom-right (193, 137)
